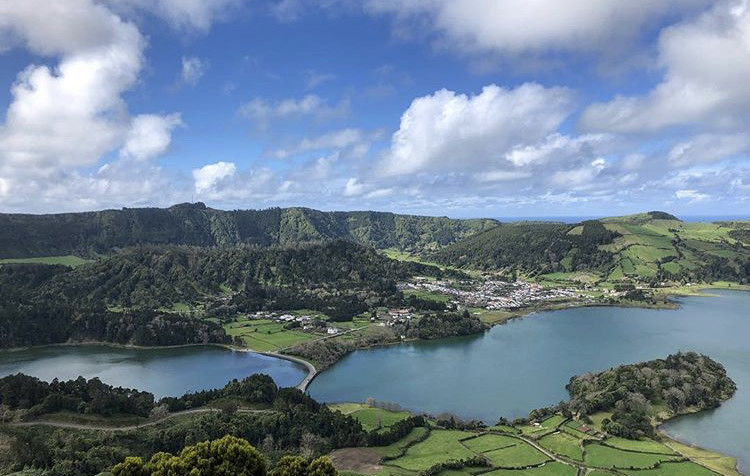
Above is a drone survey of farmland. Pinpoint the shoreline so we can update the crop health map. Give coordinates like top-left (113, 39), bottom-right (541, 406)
top-left (0, 341), bottom-right (318, 393)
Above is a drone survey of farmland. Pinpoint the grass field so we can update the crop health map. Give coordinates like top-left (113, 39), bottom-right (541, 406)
top-left (331, 410), bottom-right (741, 476)
top-left (584, 442), bottom-right (678, 469)
top-left (484, 462), bottom-right (577, 476)
top-left (622, 461), bottom-right (721, 476)
top-left (223, 319), bottom-right (319, 351)
top-left (329, 403), bottom-right (411, 432)
top-left (388, 430), bottom-right (476, 471)
top-left (462, 434), bottom-right (518, 453)
top-left (373, 427), bottom-right (430, 459)
top-left (0, 255), bottom-right (93, 267)
top-left (604, 436), bottom-right (676, 455)
top-left (538, 432), bottom-right (583, 461)
top-left (483, 442), bottom-right (550, 467)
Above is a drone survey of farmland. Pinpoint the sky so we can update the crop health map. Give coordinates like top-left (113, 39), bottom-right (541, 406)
top-left (0, 0), bottom-right (749, 218)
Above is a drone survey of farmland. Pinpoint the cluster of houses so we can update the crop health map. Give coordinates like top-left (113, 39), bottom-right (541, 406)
top-left (244, 310), bottom-right (343, 335)
top-left (404, 279), bottom-right (586, 310)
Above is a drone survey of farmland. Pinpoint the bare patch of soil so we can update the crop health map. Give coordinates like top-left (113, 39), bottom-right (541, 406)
top-left (329, 447), bottom-right (384, 474)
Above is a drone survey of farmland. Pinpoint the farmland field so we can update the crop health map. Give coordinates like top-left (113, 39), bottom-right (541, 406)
top-left (584, 443), bottom-right (678, 469)
top-left (538, 432), bottom-right (583, 461)
top-left (388, 430), bottom-right (476, 471)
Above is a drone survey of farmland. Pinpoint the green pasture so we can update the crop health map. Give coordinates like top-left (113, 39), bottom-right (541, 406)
top-left (622, 461), bottom-right (720, 476)
top-left (223, 318), bottom-right (318, 351)
top-left (584, 442), bottom-right (678, 469)
top-left (484, 462), bottom-right (577, 476)
top-left (329, 403), bottom-right (411, 432)
top-left (538, 432), bottom-right (583, 461)
top-left (483, 442), bottom-right (550, 467)
top-left (387, 430), bottom-right (476, 471)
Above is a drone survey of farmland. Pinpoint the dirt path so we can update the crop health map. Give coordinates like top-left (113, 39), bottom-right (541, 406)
top-left (8, 408), bottom-right (272, 432)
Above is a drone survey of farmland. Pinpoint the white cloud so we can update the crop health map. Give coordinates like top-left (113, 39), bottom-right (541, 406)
top-left (239, 94), bottom-right (349, 125)
top-left (675, 189), bottom-right (710, 201)
top-left (344, 178), bottom-right (366, 196)
top-left (0, 0), bottom-right (144, 172)
top-left (504, 133), bottom-right (610, 167)
top-left (106, 0), bottom-right (241, 32)
top-left (378, 83), bottom-right (574, 176)
top-left (181, 56), bottom-right (207, 86)
top-left (476, 170), bottom-right (532, 182)
top-left (193, 161), bottom-right (238, 194)
top-left (0, 0), bottom-right (188, 212)
top-left (364, 0), bottom-right (712, 60)
top-left (621, 154), bottom-right (645, 171)
top-left (581, 2), bottom-right (750, 132)
top-left (120, 114), bottom-right (183, 161)
top-left (305, 70), bottom-right (337, 89)
top-left (271, 128), bottom-right (372, 159)
top-left (668, 133), bottom-right (750, 166)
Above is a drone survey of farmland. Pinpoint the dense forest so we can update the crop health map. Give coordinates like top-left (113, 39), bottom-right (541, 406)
top-left (0, 203), bottom-right (496, 258)
top-left (0, 241), bottom-right (455, 348)
top-left (111, 435), bottom-right (338, 476)
top-left (0, 372), bottom-right (426, 476)
top-left (565, 352), bottom-right (736, 439)
top-left (432, 220), bottom-right (619, 274)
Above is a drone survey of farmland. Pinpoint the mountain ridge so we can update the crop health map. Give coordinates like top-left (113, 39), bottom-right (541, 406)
top-left (0, 203), bottom-right (497, 258)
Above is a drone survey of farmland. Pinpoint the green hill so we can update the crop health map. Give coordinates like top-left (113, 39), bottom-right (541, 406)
top-left (432, 213), bottom-right (750, 284)
top-left (0, 203), bottom-right (496, 259)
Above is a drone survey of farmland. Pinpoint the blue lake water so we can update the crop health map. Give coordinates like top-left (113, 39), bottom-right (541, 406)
top-left (309, 290), bottom-right (750, 473)
top-left (0, 344), bottom-right (307, 399)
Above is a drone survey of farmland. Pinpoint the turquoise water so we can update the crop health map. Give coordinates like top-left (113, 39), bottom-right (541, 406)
top-left (309, 290), bottom-right (750, 472)
top-left (0, 344), bottom-right (307, 399)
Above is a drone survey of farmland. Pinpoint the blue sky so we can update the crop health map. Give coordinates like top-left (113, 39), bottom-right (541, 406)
top-left (0, 0), bottom-right (749, 218)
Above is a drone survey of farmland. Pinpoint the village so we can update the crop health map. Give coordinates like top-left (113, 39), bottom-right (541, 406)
top-left (402, 278), bottom-right (593, 310)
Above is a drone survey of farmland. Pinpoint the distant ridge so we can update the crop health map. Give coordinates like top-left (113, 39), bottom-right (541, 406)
top-left (0, 203), bottom-right (496, 259)
top-left (599, 210), bottom-right (681, 225)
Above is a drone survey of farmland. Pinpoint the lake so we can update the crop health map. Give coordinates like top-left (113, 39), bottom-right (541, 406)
top-left (0, 344), bottom-right (307, 399)
top-left (309, 290), bottom-right (750, 473)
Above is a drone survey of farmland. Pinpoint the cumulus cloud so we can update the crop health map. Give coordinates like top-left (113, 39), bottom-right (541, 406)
top-left (0, 0), bottom-right (143, 172)
top-left (119, 114), bottom-right (183, 161)
top-left (364, 0), bottom-right (712, 61)
top-left (0, 0), bottom-right (188, 211)
top-left (181, 56), bottom-right (207, 86)
top-left (378, 83), bottom-right (574, 176)
top-left (581, 1), bottom-right (750, 132)
top-left (193, 161), bottom-right (238, 194)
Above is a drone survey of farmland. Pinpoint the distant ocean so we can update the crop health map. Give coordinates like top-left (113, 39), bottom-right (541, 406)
top-left (494, 215), bottom-right (750, 223)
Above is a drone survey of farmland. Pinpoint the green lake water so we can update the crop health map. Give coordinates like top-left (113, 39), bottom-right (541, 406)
top-left (0, 345), bottom-right (307, 398)
top-left (309, 290), bottom-right (750, 473)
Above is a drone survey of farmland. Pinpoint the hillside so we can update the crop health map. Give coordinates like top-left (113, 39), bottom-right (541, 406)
top-left (432, 212), bottom-right (750, 284)
top-left (0, 203), bottom-right (496, 258)
top-left (0, 241), bottom-right (454, 348)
